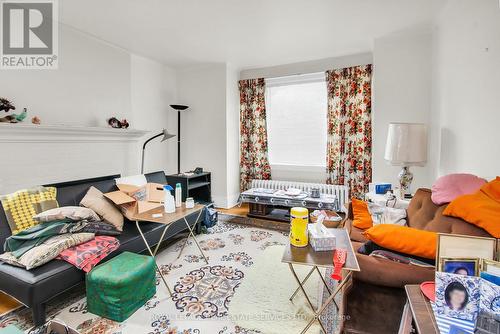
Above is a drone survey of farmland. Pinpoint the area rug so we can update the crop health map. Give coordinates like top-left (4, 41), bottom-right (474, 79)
top-left (0, 215), bottom-right (341, 334)
top-left (229, 245), bottom-right (323, 334)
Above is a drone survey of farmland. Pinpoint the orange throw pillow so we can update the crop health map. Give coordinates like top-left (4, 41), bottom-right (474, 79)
top-left (351, 198), bottom-right (373, 229)
top-left (363, 225), bottom-right (437, 259)
top-left (443, 177), bottom-right (500, 238)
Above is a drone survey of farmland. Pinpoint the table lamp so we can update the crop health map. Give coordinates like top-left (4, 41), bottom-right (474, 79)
top-left (141, 129), bottom-right (175, 174)
top-left (384, 123), bottom-right (428, 198)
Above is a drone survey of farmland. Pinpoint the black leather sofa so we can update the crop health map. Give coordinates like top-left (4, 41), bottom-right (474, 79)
top-left (0, 171), bottom-right (203, 326)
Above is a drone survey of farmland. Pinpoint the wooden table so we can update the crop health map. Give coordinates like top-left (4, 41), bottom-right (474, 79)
top-left (281, 228), bottom-right (360, 334)
top-left (133, 203), bottom-right (208, 296)
top-left (398, 285), bottom-right (439, 334)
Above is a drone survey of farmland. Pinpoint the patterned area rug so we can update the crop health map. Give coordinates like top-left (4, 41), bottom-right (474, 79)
top-left (0, 215), bottom-right (341, 334)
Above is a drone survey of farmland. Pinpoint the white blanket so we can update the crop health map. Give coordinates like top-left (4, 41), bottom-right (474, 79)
top-left (368, 203), bottom-right (407, 226)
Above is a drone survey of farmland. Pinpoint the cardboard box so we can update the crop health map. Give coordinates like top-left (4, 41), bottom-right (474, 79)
top-left (104, 183), bottom-right (165, 220)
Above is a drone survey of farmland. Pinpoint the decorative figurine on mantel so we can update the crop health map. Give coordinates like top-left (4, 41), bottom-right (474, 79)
top-left (0, 100), bottom-right (27, 123)
top-left (0, 98), bottom-right (15, 113)
top-left (31, 116), bottom-right (41, 125)
top-left (107, 117), bottom-right (129, 129)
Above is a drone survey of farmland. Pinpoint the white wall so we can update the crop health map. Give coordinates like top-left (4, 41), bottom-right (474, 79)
top-left (240, 53), bottom-right (373, 80)
top-left (176, 64), bottom-right (229, 207)
top-left (432, 0), bottom-right (500, 180)
top-left (0, 25), bottom-right (176, 193)
top-left (131, 55), bottom-right (177, 174)
top-left (372, 27), bottom-right (434, 192)
top-left (0, 26), bottom-right (131, 126)
top-left (225, 64), bottom-right (241, 207)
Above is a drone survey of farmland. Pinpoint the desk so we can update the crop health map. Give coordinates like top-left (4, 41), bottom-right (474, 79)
top-left (133, 204), bottom-right (208, 296)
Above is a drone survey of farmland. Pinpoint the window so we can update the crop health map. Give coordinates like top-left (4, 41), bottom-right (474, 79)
top-left (265, 72), bottom-right (327, 168)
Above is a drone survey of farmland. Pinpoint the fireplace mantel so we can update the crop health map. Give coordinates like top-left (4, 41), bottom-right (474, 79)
top-left (0, 123), bottom-right (150, 143)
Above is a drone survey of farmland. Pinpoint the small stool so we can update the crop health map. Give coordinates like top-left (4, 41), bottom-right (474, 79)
top-left (86, 251), bottom-right (156, 322)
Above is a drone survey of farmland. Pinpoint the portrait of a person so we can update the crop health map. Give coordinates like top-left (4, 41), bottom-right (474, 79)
top-left (445, 282), bottom-right (469, 311)
top-left (453, 267), bottom-right (470, 276)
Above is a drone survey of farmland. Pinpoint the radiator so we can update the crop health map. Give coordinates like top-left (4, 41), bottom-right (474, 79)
top-left (250, 179), bottom-right (349, 212)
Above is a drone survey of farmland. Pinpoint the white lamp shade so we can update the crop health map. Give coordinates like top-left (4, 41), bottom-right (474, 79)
top-left (384, 123), bottom-right (428, 166)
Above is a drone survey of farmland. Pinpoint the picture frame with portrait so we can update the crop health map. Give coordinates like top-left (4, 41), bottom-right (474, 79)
top-left (436, 234), bottom-right (497, 266)
top-left (479, 278), bottom-right (500, 317)
top-left (435, 272), bottom-right (481, 321)
top-left (439, 258), bottom-right (479, 276)
top-left (481, 259), bottom-right (500, 276)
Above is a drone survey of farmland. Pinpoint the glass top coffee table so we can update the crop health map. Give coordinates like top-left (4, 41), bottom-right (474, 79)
top-left (281, 228), bottom-right (360, 334)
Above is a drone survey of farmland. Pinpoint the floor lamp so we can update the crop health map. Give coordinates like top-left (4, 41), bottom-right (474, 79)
top-left (141, 129), bottom-right (175, 174)
top-left (170, 104), bottom-right (189, 174)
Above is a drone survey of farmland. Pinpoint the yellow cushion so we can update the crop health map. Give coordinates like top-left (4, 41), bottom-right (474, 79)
top-left (351, 198), bottom-right (373, 229)
top-left (443, 177), bottom-right (500, 238)
top-left (363, 224), bottom-right (437, 259)
top-left (0, 186), bottom-right (58, 234)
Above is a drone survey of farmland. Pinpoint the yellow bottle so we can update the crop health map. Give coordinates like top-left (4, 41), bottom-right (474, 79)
top-left (290, 207), bottom-right (309, 247)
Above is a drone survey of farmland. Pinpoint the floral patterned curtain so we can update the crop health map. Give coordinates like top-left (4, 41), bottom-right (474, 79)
top-left (239, 78), bottom-right (271, 191)
top-left (326, 65), bottom-right (373, 199)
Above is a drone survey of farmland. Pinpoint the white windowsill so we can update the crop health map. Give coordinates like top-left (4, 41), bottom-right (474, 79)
top-left (0, 123), bottom-right (150, 143)
top-left (270, 163), bottom-right (326, 172)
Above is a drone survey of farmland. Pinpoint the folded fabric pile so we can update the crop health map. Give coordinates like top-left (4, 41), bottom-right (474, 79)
top-left (0, 185), bottom-right (124, 271)
top-left (57, 236), bottom-right (120, 272)
top-left (0, 232), bottom-right (95, 270)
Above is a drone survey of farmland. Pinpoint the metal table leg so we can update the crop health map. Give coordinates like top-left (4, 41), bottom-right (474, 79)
top-left (290, 266), bottom-right (338, 309)
top-left (299, 271), bottom-right (353, 334)
top-left (288, 264), bottom-right (328, 334)
top-left (290, 266), bottom-right (316, 301)
top-left (135, 221), bottom-right (172, 296)
top-left (177, 209), bottom-right (208, 264)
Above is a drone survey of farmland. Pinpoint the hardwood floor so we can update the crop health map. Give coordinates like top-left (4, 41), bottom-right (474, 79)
top-left (217, 203), bottom-right (249, 217)
top-left (0, 291), bottom-right (22, 316)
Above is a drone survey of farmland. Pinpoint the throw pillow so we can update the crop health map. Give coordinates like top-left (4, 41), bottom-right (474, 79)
top-left (33, 206), bottom-right (100, 223)
top-left (0, 232), bottom-right (94, 270)
top-left (80, 186), bottom-right (124, 231)
top-left (363, 224), bottom-right (437, 259)
top-left (351, 198), bottom-right (373, 229)
top-left (431, 173), bottom-right (486, 205)
top-left (0, 186), bottom-right (58, 234)
top-left (57, 236), bottom-right (120, 272)
top-left (443, 177), bottom-right (500, 238)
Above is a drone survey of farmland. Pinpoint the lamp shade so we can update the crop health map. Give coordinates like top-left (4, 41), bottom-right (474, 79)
top-left (160, 129), bottom-right (175, 142)
top-left (384, 123), bottom-right (428, 166)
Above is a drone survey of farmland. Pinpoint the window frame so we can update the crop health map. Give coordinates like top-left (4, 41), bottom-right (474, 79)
top-left (264, 72), bottom-right (328, 171)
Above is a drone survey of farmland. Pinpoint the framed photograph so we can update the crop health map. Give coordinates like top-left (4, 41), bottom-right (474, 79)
top-left (436, 234), bottom-right (497, 265)
top-left (481, 259), bottom-right (500, 276)
top-left (439, 258), bottom-right (479, 276)
top-left (435, 272), bottom-right (481, 321)
top-left (480, 279), bottom-right (500, 317)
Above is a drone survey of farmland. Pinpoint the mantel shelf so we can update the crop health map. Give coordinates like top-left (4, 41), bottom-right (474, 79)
top-left (0, 123), bottom-right (150, 143)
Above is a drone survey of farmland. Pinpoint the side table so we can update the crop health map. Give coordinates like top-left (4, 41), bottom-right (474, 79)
top-left (398, 285), bottom-right (439, 334)
top-left (133, 204), bottom-right (209, 296)
top-left (281, 228), bottom-right (360, 334)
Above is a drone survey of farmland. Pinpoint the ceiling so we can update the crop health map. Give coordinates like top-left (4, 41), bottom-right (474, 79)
top-left (59, 0), bottom-right (444, 70)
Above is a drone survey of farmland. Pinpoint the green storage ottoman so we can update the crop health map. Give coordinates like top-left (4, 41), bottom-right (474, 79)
top-left (86, 251), bottom-right (156, 322)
